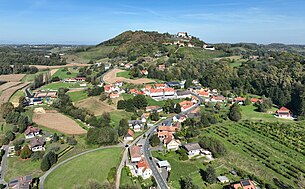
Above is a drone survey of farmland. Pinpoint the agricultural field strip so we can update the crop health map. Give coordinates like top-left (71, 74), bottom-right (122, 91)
top-left (209, 123), bottom-right (305, 182)
top-left (0, 82), bottom-right (30, 104)
top-left (0, 82), bottom-right (21, 91)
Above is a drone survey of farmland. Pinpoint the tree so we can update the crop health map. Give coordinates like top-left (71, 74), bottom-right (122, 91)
top-left (174, 103), bottom-right (181, 114)
top-left (46, 151), bottom-right (58, 165)
top-left (244, 97), bottom-right (251, 106)
top-left (118, 119), bottom-right (129, 137)
top-left (149, 134), bottom-right (160, 147)
top-left (180, 176), bottom-right (198, 189)
top-left (184, 79), bottom-right (192, 89)
top-left (150, 111), bottom-right (159, 121)
top-left (228, 103), bottom-right (242, 121)
top-left (202, 166), bottom-right (217, 184)
top-left (0, 102), bottom-right (14, 118)
top-left (52, 133), bottom-right (59, 142)
top-left (117, 100), bottom-right (127, 109)
top-left (40, 156), bottom-right (51, 171)
top-left (86, 179), bottom-right (102, 189)
top-left (20, 145), bottom-right (32, 159)
top-left (133, 95), bottom-right (147, 109)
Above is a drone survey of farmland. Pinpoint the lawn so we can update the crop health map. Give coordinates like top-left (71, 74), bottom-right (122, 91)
top-left (68, 90), bottom-right (88, 102)
top-left (51, 67), bottom-right (79, 79)
top-left (120, 167), bottom-right (141, 188)
top-left (116, 71), bottom-right (130, 79)
top-left (5, 157), bottom-right (43, 181)
top-left (240, 104), bottom-right (293, 122)
top-left (76, 46), bottom-right (116, 61)
top-left (176, 47), bottom-right (229, 60)
top-left (44, 147), bottom-right (123, 189)
top-left (109, 111), bottom-right (133, 127)
top-left (39, 82), bottom-right (83, 90)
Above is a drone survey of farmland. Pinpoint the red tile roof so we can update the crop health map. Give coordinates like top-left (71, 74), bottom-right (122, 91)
top-left (277, 107), bottom-right (291, 113)
top-left (137, 159), bottom-right (150, 170)
top-left (129, 145), bottom-right (141, 159)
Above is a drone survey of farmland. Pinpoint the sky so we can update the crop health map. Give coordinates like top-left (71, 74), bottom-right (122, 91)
top-left (0, 0), bottom-right (304, 44)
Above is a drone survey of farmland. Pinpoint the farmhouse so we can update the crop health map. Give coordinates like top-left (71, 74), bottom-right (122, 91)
top-left (9, 175), bottom-right (32, 189)
top-left (173, 114), bottom-right (187, 123)
top-left (203, 44), bottom-right (215, 51)
top-left (141, 70), bottom-right (148, 75)
top-left (198, 90), bottom-right (210, 98)
top-left (230, 179), bottom-right (256, 189)
top-left (176, 90), bottom-right (192, 99)
top-left (179, 100), bottom-right (195, 112)
top-left (129, 145), bottom-right (142, 163)
top-left (128, 120), bottom-right (143, 132)
top-left (124, 129), bottom-right (134, 141)
top-left (155, 83), bottom-right (166, 89)
top-left (109, 93), bottom-right (120, 99)
top-left (183, 143), bottom-right (202, 157)
top-left (210, 95), bottom-right (226, 103)
top-left (177, 32), bottom-right (188, 38)
top-left (29, 137), bottom-right (45, 152)
top-left (24, 126), bottom-right (41, 139)
top-left (146, 106), bottom-right (163, 113)
top-left (164, 135), bottom-right (181, 151)
top-left (276, 107), bottom-right (293, 118)
top-left (166, 81), bottom-right (182, 89)
top-left (233, 97), bottom-right (246, 105)
top-left (64, 77), bottom-right (86, 82)
top-left (145, 88), bottom-right (175, 98)
top-left (136, 159), bottom-right (152, 179)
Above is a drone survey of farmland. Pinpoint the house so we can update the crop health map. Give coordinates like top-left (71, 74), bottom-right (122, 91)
top-left (30, 137), bottom-right (45, 152)
top-left (210, 95), bottom-right (226, 103)
top-left (114, 81), bottom-right (124, 87)
top-left (104, 63), bottom-right (111, 70)
top-left (250, 98), bottom-right (262, 104)
top-left (179, 100), bottom-right (194, 112)
top-left (109, 93), bottom-right (120, 99)
top-left (201, 149), bottom-right (213, 160)
top-left (125, 63), bottom-right (132, 69)
top-left (174, 41), bottom-right (185, 47)
top-left (164, 88), bottom-right (175, 96)
top-left (158, 64), bottom-right (166, 71)
top-left (176, 90), bottom-right (192, 99)
top-left (9, 175), bottom-right (32, 189)
top-left (187, 43), bottom-right (194, 47)
top-left (141, 70), bottom-right (148, 75)
top-left (136, 159), bottom-right (152, 179)
top-left (124, 129), bottom-right (134, 141)
top-left (24, 126), bottom-right (41, 139)
top-left (173, 114), bottom-right (187, 123)
top-left (217, 176), bottom-right (229, 184)
top-left (155, 83), bottom-right (166, 89)
top-left (233, 97), bottom-right (246, 105)
top-left (276, 107), bottom-right (293, 118)
top-left (128, 120), bottom-right (143, 132)
top-left (129, 145), bottom-right (142, 163)
top-left (203, 44), bottom-right (215, 50)
top-left (230, 179), bottom-right (257, 189)
top-left (164, 135), bottom-right (180, 151)
top-left (198, 90), bottom-right (210, 98)
top-left (141, 115), bottom-right (147, 123)
top-left (183, 143), bottom-right (202, 157)
top-left (148, 88), bottom-right (164, 97)
top-left (157, 160), bottom-right (171, 171)
top-left (146, 106), bottom-right (163, 113)
top-left (177, 32), bottom-right (188, 38)
top-left (166, 81), bottom-right (182, 89)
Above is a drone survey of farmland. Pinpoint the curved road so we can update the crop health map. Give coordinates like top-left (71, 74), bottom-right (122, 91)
top-left (39, 144), bottom-right (124, 189)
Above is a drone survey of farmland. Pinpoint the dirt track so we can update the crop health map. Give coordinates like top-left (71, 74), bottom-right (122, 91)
top-left (30, 63), bottom-right (91, 70)
top-left (0, 82), bottom-right (30, 105)
top-left (33, 111), bottom-right (87, 135)
top-left (103, 68), bottom-right (155, 84)
top-left (0, 74), bottom-right (26, 82)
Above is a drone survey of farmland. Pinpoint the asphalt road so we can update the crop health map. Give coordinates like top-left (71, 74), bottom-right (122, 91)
top-left (39, 144), bottom-right (124, 189)
top-left (142, 92), bottom-right (203, 189)
top-left (0, 145), bottom-right (9, 188)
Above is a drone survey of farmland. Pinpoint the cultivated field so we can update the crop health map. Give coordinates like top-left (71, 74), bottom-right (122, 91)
top-left (32, 110), bottom-right (87, 135)
top-left (75, 96), bottom-right (116, 115)
top-left (103, 69), bottom-right (155, 84)
top-left (30, 63), bottom-right (91, 70)
top-left (0, 82), bottom-right (21, 91)
top-left (45, 148), bottom-right (122, 189)
top-left (0, 82), bottom-right (30, 104)
top-left (0, 74), bottom-right (26, 82)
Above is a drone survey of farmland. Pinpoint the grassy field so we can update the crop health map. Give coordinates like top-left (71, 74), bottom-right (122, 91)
top-left (40, 82), bottom-right (84, 90)
top-left (109, 111), bottom-right (133, 127)
top-left (116, 71), bottom-right (130, 79)
top-left (45, 147), bottom-right (122, 189)
top-left (122, 93), bottom-right (182, 107)
top-left (21, 71), bottom-right (49, 82)
top-left (120, 167), bottom-right (141, 188)
top-left (240, 104), bottom-right (293, 122)
top-left (68, 90), bottom-right (88, 102)
top-left (177, 47), bottom-right (229, 60)
top-left (75, 46), bottom-right (116, 61)
top-left (5, 157), bottom-right (43, 181)
top-left (52, 67), bottom-right (79, 79)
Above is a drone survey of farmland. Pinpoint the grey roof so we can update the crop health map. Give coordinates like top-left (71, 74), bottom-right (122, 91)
top-left (128, 120), bottom-right (143, 126)
top-left (30, 137), bottom-right (44, 147)
top-left (183, 143), bottom-right (201, 151)
top-left (176, 90), bottom-right (191, 96)
top-left (217, 176), bottom-right (229, 182)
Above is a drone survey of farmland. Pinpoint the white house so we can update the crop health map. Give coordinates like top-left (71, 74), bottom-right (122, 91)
top-left (124, 129), bottom-right (134, 141)
top-left (217, 176), bottom-right (230, 184)
top-left (183, 143), bottom-right (201, 157)
top-left (30, 137), bottom-right (45, 152)
top-left (128, 120), bottom-right (143, 132)
top-left (129, 145), bottom-right (142, 163)
top-left (157, 160), bottom-right (171, 171)
top-left (24, 126), bottom-right (41, 139)
top-left (164, 136), bottom-right (181, 151)
top-left (136, 160), bottom-right (152, 179)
